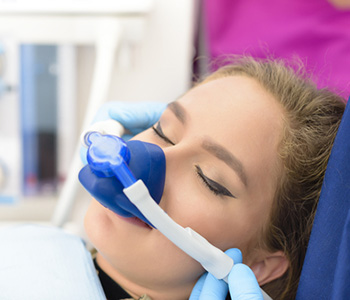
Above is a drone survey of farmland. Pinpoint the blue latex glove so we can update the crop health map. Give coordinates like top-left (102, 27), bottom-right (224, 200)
top-left (107, 101), bottom-right (167, 140)
top-left (189, 249), bottom-right (264, 300)
top-left (80, 101), bottom-right (167, 164)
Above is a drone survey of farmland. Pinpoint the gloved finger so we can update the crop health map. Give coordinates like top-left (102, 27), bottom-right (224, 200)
top-left (189, 273), bottom-right (208, 300)
top-left (79, 104), bottom-right (115, 165)
top-left (225, 248), bottom-right (243, 264)
top-left (80, 147), bottom-right (88, 165)
top-left (108, 102), bottom-right (166, 130)
top-left (191, 248), bottom-right (243, 300)
top-left (91, 102), bottom-right (116, 123)
top-left (228, 264), bottom-right (263, 300)
top-left (196, 272), bottom-right (229, 299)
top-left (81, 101), bottom-right (165, 164)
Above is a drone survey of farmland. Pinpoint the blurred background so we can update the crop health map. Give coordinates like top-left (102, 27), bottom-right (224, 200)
top-left (0, 0), bottom-right (201, 235)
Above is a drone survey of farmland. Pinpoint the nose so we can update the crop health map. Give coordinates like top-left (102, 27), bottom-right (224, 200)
top-left (159, 141), bottom-right (196, 206)
top-left (161, 139), bottom-right (196, 171)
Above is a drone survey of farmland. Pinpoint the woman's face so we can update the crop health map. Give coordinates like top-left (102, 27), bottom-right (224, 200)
top-left (84, 75), bottom-right (285, 299)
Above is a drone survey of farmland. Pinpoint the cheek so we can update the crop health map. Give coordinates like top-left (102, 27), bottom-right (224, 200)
top-left (162, 176), bottom-right (265, 257)
top-left (84, 200), bottom-right (109, 251)
top-left (161, 180), bottom-right (240, 250)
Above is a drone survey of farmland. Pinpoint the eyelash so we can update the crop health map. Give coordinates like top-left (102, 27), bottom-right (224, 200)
top-left (195, 165), bottom-right (235, 198)
top-left (152, 122), bottom-right (235, 199)
top-left (152, 123), bottom-right (175, 145)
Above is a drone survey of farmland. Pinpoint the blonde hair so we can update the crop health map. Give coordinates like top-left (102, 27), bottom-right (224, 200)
top-left (202, 56), bottom-right (346, 299)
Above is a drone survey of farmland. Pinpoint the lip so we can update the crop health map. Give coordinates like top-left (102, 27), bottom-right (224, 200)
top-left (115, 213), bottom-right (153, 230)
top-left (98, 200), bottom-right (153, 230)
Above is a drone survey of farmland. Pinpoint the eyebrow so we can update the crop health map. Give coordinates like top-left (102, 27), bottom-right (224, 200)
top-left (167, 101), bottom-right (248, 187)
top-left (167, 102), bottom-right (187, 124)
top-left (202, 139), bottom-right (248, 187)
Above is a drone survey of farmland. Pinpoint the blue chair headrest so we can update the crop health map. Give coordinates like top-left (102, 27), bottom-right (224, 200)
top-left (297, 97), bottom-right (350, 299)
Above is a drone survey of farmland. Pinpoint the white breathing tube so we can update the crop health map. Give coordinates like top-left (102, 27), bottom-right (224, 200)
top-left (83, 120), bottom-right (272, 300)
top-left (124, 180), bottom-right (233, 280)
top-left (124, 181), bottom-right (272, 300)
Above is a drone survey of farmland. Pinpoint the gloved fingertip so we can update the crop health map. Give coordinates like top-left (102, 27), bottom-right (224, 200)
top-left (230, 264), bottom-right (256, 280)
top-left (225, 248), bottom-right (243, 264)
top-left (92, 103), bottom-right (113, 123)
top-left (109, 110), bottom-right (130, 123)
top-left (199, 272), bottom-right (229, 299)
top-left (80, 146), bottom-right (88, 165)
top-left (229, 264), bottom-right (263, 300)
top-left (107, 101), bottom-right (166, 130)
top-left (110, 110), bottom-right (147, 129)
top-left (189, 273), bottom-right (208, 300)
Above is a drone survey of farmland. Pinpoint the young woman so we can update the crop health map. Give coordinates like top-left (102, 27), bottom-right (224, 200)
top-left (83, 56), bottom-right (346, 300)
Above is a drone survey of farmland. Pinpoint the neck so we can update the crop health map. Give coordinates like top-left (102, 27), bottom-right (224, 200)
top-left (96, 253), bottom-right (195, 300)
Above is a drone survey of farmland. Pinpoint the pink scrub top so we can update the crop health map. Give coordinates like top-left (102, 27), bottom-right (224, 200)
top-left (204, 0), bottom-right (350, 98)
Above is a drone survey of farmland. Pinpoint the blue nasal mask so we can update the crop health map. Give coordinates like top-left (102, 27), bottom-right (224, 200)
top-left (78, 120), bottom-right (271, 300)
top-left (79, 132), bottom-right (165, 227)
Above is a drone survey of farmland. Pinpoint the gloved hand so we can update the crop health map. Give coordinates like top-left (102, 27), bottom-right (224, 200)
top-left (189, 249), bottom-right (264, 300)
top-left (80, 101), bottom-right (167, 164)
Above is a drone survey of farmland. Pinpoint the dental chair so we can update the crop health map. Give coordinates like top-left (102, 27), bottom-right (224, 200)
top-left (0, 224), bottom-right (105, 299)
top-left (296, 97), bottom-right (350, 299)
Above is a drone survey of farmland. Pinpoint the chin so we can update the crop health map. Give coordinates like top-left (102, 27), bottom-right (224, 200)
top-left (84, 199), bottom-right (111, 249)
top-left (83, 199), bottom-right (204, 297)
top-left (84, 199), bottom-right (151, 256)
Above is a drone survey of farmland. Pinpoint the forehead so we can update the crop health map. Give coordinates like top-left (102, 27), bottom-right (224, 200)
top-left (181, 75), bottom-right (276, 112)
top-left (177, 76), bottom-right (283, 134)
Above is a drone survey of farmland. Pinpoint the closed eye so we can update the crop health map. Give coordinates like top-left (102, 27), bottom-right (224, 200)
top-left (152, 123), bottom-right (234, 198)
top-left (152, 122), bottom-right (175, 145)
top-left (195, 165), bottom-right (235, 198)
